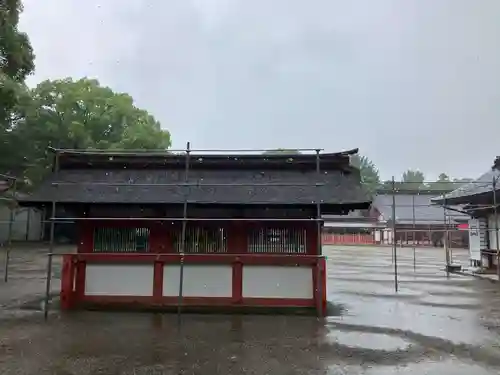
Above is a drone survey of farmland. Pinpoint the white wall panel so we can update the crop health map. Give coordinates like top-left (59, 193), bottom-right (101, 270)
top-left (163, 265), bottom-right (232, 297)
top-left (85, 264), bottom-right (154, 296)
top-left (242, 265), bottom-right (313, 299)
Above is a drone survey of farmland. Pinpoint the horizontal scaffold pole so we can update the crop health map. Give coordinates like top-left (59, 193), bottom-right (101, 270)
top-left (0, 173), bottom-right (17, 180)
top-left (51, 182), bottom-right (326, 187)
top-left (48, 148), bottom-right (326, 153)
top-left (49, 217), bottom-right (325, 222)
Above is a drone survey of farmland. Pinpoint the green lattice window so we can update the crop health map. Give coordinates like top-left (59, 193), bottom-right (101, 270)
top-left (173, 226), bottom-right (227, 253)
top-left (248, 227), bottom-right (307, 254)
top-left (93, 227), bottom-right (150, 253)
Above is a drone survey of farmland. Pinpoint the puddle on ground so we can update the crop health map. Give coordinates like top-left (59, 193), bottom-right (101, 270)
top-left (12, 294), bottom-right (60, 311)
top-left (325, 331), bottom-right (412, 351)
top-left (416, 295), bottom-right (480, 309)
top-left (326, 301), bottom-right (346, 316)
top-left (332, 358), bottom-right (499, 375)
top-left (332, 288), bottom-right (422, 300)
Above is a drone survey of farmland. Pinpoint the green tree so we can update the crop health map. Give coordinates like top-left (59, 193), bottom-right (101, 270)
top-left (350, 154), bottom-right (380, 194)
top-left (379, 179), bottom-right (406, 191)
top-left (0, 0), bottom-right (34, 124)
top-left (0, 0), bottom-right (35, 176)
top-left (401, 169), bottom-right (425, 190)
top-left (10, 78), bottom-right (171, 187)
top-left (429, 173), bottom-right (453, 191)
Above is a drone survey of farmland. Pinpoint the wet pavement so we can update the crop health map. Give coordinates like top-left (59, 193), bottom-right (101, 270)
top-left (1, 245), bottom-right (500, 374)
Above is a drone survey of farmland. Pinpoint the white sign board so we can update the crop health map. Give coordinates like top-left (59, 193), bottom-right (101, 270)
top-left (469, 218), bottom-right (481, 261)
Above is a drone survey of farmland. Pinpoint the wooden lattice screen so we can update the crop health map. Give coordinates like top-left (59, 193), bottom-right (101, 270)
top-left (247, 227), bottom-right (307, 254)
top-left (93, 227), bottom-right (150, 253)
top-left (173, 226), bottom-right (227, 253)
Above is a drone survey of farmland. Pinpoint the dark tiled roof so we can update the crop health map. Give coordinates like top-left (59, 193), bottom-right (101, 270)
top-left (373, 193), bottom-right (466, 225)
top-left (54, 149), bottom-right (357, 170)
top-left (431, 168), bottom-right (500, 205)
top-left (22, 169), bottom-right (369, 206)
top-left (20, 150), bottom-right (371, 208)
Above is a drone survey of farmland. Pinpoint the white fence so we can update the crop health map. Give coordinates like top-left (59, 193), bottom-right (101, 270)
top-left (0, 206), bottom-right (43, 243)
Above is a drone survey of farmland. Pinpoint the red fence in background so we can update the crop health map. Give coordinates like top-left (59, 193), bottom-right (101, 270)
top-left (322, 233), bottom-right (375, 245)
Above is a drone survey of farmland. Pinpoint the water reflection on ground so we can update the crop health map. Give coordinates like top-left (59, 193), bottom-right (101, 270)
top-left (1, 245), bottom-right (500, 374)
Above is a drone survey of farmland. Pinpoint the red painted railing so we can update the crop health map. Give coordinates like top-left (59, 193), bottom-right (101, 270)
top-left (60, 253), bottom-right (327, 316)
top-left (322, 233), bottom-right (375, 245)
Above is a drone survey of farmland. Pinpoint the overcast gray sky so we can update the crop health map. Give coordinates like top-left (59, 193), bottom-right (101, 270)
top-left (19, 0), bottom-right (500, 181)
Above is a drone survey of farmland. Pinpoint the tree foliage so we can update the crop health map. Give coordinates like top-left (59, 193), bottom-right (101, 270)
top-left (428, 173), bottom-right (452, 191)
top-left (350, 154), bottom-right (380, 194)
top-left (259, 150), bottom-right (472, 194)
top-left (0, 0), bottom-right (34, 126)
top-left (401, 169), bottom-right (425, 190)
top-left (3, 78), bottom-right (171, 187)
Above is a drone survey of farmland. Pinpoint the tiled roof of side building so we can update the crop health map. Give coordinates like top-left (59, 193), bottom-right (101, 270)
top-left (431, 167), bottom-right (500, 205)
top-left (373, 193), bottom-right (467, 225)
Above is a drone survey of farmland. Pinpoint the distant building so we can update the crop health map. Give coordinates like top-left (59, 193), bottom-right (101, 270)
top-left (432, 157), bottom-right (500, 268)
top-left (374, 190), bottom-right (468, 247)
top-left (322, 210), bottom-right (383, 245)
top-left (321, 189), bottom-right (468, 247)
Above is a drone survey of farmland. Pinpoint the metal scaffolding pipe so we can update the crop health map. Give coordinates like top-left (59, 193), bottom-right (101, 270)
top-left (178, 142), bottom-right (191, 322)
top-left (412, 193), bottom-right (416, 271)
top-left (0, 173), bottom-right (17, 180)
top-left (49, 147), bottom-right (326, 153)
top-left (391, 177), bottom-right (398, 292)
top-left (315, 149), bottom-right (323, 316)
top-left (44, 151), bottom-right (59, 320)
top-left (3, 179), bottom-right (17, 282)
top-left (49, 217), bottom-right (325, 222)
top-left (443, 193), bottom-right (450, 276)
top-left (380, 203), bottom-right (488, 208)
top-left (51, 182), bottom-right (327, 187)
top-left (492, 177), bottom-right (500, 281)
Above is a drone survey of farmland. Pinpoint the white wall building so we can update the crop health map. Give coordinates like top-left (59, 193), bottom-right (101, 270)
top-left (432, 158), bottom-right (500, 268)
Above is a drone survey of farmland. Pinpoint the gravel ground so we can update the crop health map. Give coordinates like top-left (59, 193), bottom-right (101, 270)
top-left (1, 244), bottom-right (500, 374)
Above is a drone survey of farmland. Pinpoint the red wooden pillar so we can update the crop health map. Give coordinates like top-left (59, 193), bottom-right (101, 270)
top-left (149, 222), bottom-right (162, 253)
top-left (314, 256), bottom-right (327, 316)
top-left (74, 222), bottom-right (93, 301)
top-left (307, 222), bottom-right (319, 255)
top-left (60, 254), bottom-right (75, 310)
top-left (152, 221), bottom-right (175, 253)
top-left (228, 221), bottom-right (246, 304)
top-left (149, 222), bottom-right (164, 300)
top-left (228, 221), bottom-right (247, 254)
top-left (153, 260), bottom-right (164, 303)
top-left (77, 221), bottom-right (93, 253)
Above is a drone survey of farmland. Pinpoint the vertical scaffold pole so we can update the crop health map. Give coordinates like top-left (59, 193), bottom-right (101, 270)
top-left (315, 149), bottom-right (322, 254)
top-left (315, 149), bottom-right (323, 316)
top-left (443, 193), bottom-right (449, 277)
top-left (412, 192), bottom-right (416, 272)
top-left (177, 142), bottom-right (191, 323)
top-left (391, 176), bottom-right (398, 292)
top-left (4, 178), bottom-right (17, 282)
top-left (492, 177), bottom-right (499, 281)
top-left (44, 150), bottom-right (59, 320)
